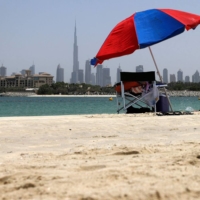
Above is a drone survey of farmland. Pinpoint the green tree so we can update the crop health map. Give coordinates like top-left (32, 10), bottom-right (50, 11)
top-left (37, 84), bottom-right (54, 94)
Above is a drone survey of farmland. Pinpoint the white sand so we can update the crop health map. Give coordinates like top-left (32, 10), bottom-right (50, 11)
top-left (0, 113), bottom-right (200, 200)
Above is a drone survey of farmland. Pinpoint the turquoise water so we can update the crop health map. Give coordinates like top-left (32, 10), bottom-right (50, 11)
top-left (0, 96), bottom-right (199, 117)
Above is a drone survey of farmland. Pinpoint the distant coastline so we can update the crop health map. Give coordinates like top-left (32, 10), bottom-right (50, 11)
top-left (167, 90), bottom-right (200, 97)
top-left (0, 92), bottom-right (116, 97)
top-left (1, 90), bottom-right (200, 97)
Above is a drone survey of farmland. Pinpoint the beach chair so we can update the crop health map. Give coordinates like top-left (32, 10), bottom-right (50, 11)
top-left (115, 71), bottom-right (161, 114)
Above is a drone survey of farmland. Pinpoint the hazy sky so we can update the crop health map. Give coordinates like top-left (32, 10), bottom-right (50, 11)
top-left (1, 0), bottom-right (200, 84)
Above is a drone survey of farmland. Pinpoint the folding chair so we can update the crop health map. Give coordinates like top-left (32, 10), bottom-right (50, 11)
top-left (115, 71), bottom-right (161, 114)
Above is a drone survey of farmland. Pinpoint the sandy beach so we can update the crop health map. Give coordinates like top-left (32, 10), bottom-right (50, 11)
top-left (1, 113), bottom-right (200, 200)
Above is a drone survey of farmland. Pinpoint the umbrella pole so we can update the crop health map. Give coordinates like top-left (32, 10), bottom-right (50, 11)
top-left (148, 47), bottom-right (174, 112)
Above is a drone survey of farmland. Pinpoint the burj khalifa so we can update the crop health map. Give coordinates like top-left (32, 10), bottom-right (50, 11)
top-left (70, 22), bottom-right (79, 83)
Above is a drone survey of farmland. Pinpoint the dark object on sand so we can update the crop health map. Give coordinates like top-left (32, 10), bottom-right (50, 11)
top-left (126, 106), bottom-right (151, 114)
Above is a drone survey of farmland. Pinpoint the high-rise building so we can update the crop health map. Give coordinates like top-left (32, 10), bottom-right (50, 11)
top-left (70, 22), bottom-right (79, 83)
top-left (78, 69), bottom-right (84, 83)
top-left (177, 69), bottom-right (183, 82)
top-left (29, 64), bottom-right (35, 75)
top-left (85, 60), bottom-right (91, 84)
top-left (71, 71), bottom-right (77, 84)
top-left (96, 65), bottom-right (103, 86)
top-left (20, 69), bottom-right (26, 76)
top-left (102, 68), bottom-right (111, 87)
top-left (163, 68), bottom-right (168, 83)
top-left (170, 74), bottom-right (176, 82)
top-left (192, 70), bottom-right (200, 83)
top-left (56, 64), bottom-right (64, 82)
top-left (185, 76), bottom-right (190, 83)
top-left (0, 65), bottom-right (7, 76)
top-left (116, 65), bottom-right (122, 83)
top-left (91, 73), bottom-right (95, 85)
top-left (136, 65), bottom-right (143, 72)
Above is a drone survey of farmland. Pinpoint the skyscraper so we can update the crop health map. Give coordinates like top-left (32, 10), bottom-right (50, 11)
top-left (0, 65), bottom-right (7, 76)
top-left (29, 64), bottom-right (35, 75)
top-left (192, 70), bottom-right (200, 83)
top-left (102, 68), bottom-right (111, 87)
top-left (177, 69), bottom-right (183, 82)
top-left (170, 74), bottom-right (176, 82)
top-left (116, 65), bottom-right (122, 83)
top-left (85, 60), bottom-right (91, 84)
top-left (163, 68), bottom-right (168, 83)
top-left (20, 69), bottom-right (26, 76)
top-left (185, 76), bottom-right (190, 83)
top-left (96, 65), bottom-right (103, 86)
top-left (70, 22), bottom-right (79, 83)
top-left (91, 73), bottom-right (95, 85)
top-left (78, 69), bottom-right (84, 83)
top-left (136, 65), bottom-right (143, 72)
top-left (56, 64), bottom-right (64, 82)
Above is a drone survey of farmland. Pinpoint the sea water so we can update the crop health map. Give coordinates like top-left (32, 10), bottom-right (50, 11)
top-left (0, 96), bottom-right (199, 117)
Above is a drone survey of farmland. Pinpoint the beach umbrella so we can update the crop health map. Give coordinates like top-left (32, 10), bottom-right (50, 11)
top-left (91, 8), bottom-right (200, 66)
top-left (90, 8), bottom-right (200, 111)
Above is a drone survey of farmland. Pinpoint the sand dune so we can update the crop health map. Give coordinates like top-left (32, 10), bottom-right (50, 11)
top-left (0, 113), bottom-right (200, 200)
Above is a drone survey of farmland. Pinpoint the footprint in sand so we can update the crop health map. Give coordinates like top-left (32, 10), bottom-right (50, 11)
top-left (0, 175), bottom-right (12, 184)
top-left (196, 155), bottom-right (200, 159)
top-left (80, 165), bottom-right (106, 171)
top-left (0, 175), bottom-right (35, 189)
top-left (113, 151), bottom-right (139, 155)
top-left (16, 183), bottom-right (35, 189)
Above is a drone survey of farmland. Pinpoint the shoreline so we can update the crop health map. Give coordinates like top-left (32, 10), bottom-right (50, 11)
top-left (0, 111), bottom-right (200, 119)
top-left (27, 94), bottom-right (116, 97)
top-left (1, 90), bottom-right (200, 97)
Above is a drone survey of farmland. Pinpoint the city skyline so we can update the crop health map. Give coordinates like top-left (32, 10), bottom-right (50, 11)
top-left (1, 22), bottom-right (199, 85)
top-left (0, 1), bottom-right (200, 84)
top-left (1, 62), bottom-right (199, 85)
top-left (162, 68), bottom-right (200, 83)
